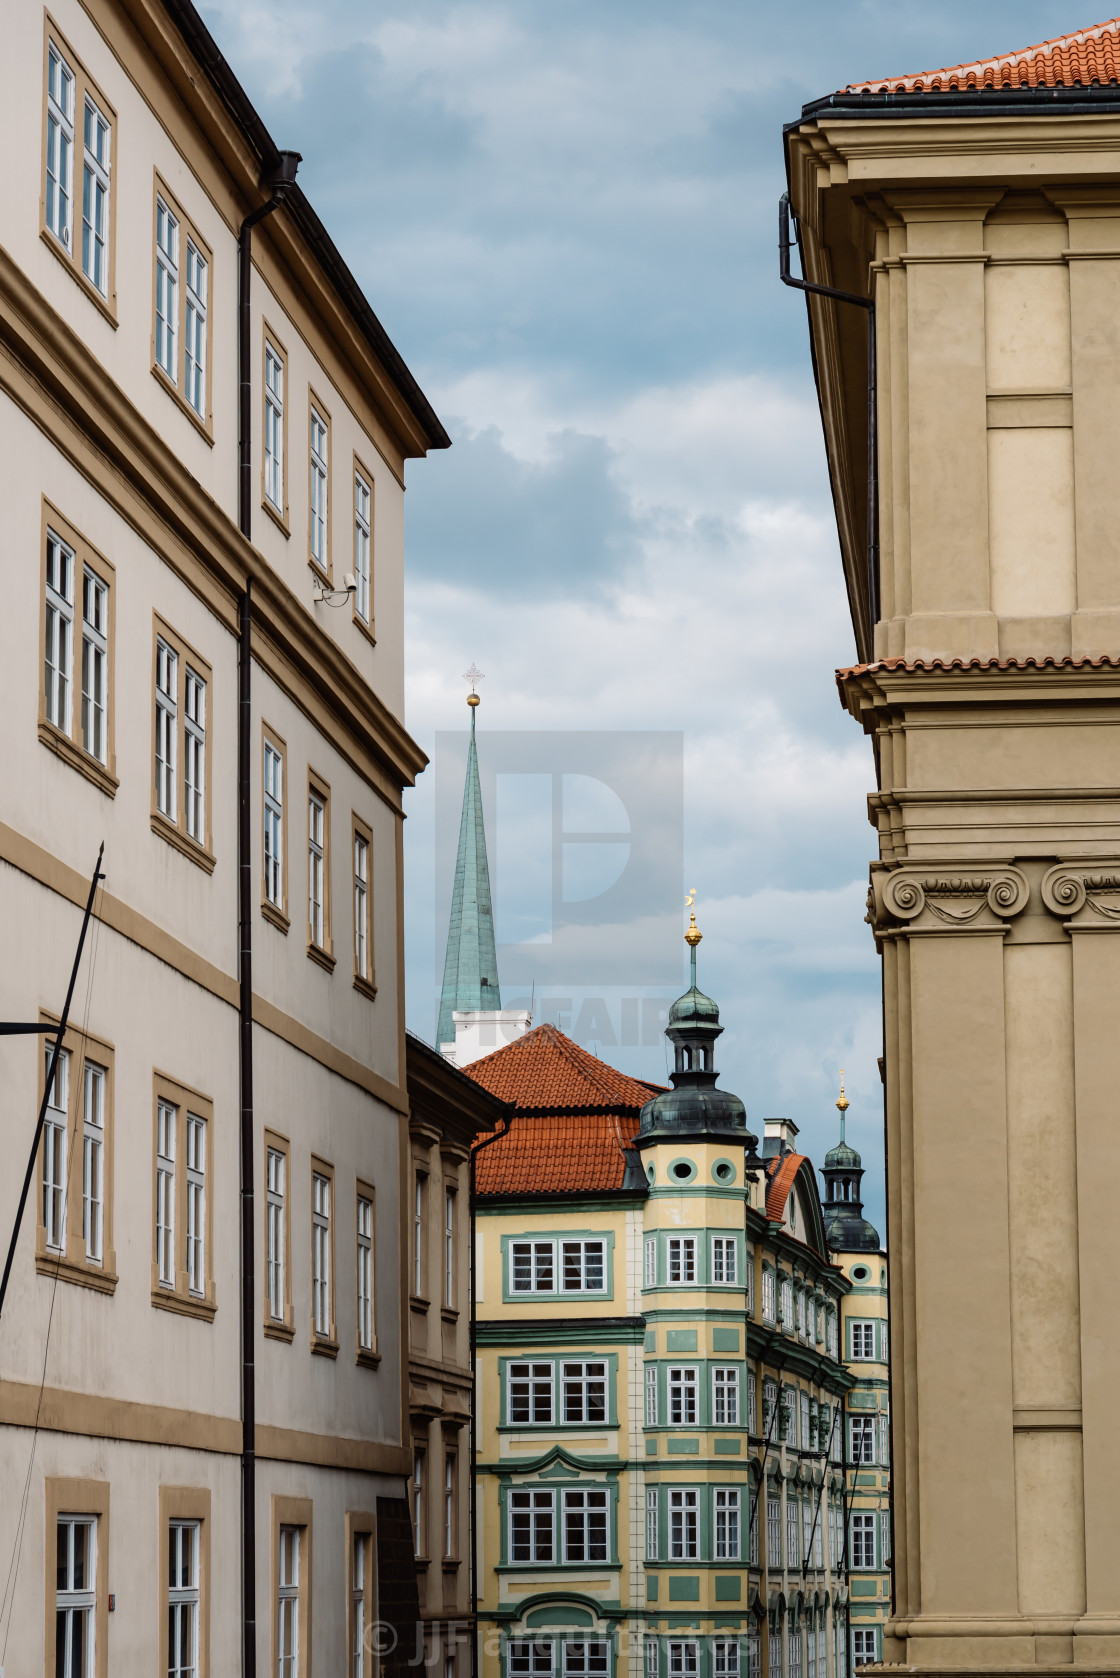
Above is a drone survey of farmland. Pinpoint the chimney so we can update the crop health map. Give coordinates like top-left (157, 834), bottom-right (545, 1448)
top-left (764, 1117), bottom-right (800, 1155)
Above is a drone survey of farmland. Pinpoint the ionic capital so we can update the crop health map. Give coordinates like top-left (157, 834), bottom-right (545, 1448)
top-left (868, 865), bottom-right (1030, 935)
top-left (1041, 862), bottom-right (1120, 928)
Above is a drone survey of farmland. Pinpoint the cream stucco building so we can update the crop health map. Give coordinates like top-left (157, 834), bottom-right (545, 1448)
top-left (0, 2), bottom-right (450, 1673)
top-left (786, 14), bottom-right (1120, 1676)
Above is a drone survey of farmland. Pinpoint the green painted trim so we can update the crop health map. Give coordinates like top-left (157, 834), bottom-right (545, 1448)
top-left (645, 1308), bottom-right (746, 1321)
top-left (497, 1472), bottom-right (622, 1567)
top-left (476, 1316), bottom-right (645, 1346)
top-left (477, 1195), bottom-right (645, 1216)
top-left (714, 1439), bottom-right (741, 1455)
top-left (501, 1230), bottom-right (617, 1305)
top-left (711, 1159), bottom-right (738, 1186)
top-left (715, 1577), bottom-right (742, 1601)
top-left (480, 1446), bottom-right (626, 1476)
top-left (667, 1156), bottom-right (699, 1185)
top-left (497, 1352), bottom-right (620, 1428)
top-left (668, 1438), bottom-right (700, 1455)
top-left (647, 1186), bottom-right (746, 1201)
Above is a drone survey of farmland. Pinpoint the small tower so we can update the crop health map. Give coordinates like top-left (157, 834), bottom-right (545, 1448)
top-left (820, 1073), bottom-right (880, 1252)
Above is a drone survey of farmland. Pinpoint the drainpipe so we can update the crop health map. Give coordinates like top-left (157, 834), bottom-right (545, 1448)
top-left (468, 1113), bottom-right (512, 1678)
top-left (778, 192), bottom-right (879, 632)
top-left (237, 148), bottom-right (300, 1678)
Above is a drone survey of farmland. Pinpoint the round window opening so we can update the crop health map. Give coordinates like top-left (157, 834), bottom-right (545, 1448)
top-left (713, 1160), bottom-right (736, 1184)
top-left (646, 1165), bottom-right (656, 1185)
top-left (852, 1265), bottom-right (870, 1281)
top-left (672, 1160), bottom-right (694, 1182)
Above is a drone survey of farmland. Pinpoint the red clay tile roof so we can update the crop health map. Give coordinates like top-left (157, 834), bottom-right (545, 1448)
top-left (845, 16), bottom-right (1120, 93)
top-left (837, 652), bottom-right (1120, 686)
top-left (465, 1023), bottom-right (664, 1197)
top-left (765, 1151), bottom-right (804, 1223)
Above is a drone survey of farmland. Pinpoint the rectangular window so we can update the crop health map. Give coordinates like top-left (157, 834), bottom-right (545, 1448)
top-left (789, 1631), bottom-right (802, 1678)
top-left (801, 1392), bottom-right (811, 1450)
top-left (564, 1644), bottom-right (609, 1678)
top-left (645, 1365), bottom-right (658, 1426)
top-left (850, 1513), bottom-right (876, 1570)
top-left (787, 1497), bottom-right (800, 1570)
top-left (351, 1530), bottom-right (370, 1678)
top-left (357, 1192), bottom-right (374, 1353)
top-left (266, 1144), bottom-right (287, 1326)
top-left (186, 1113), bottom-right (206, 1297)
top-left (780, 1387), bottom-right (796, 1444)
top-left (803, 1500), bottom-right (813, 1570)
top-left (828, 1312), bottom-right (838, 1360)
top-left (264, 337), bottom-right (286, 515)
top-left (712, 1367), bottom-right (739, 1426)
top-left (354, 467), bottom-right (372, 625)
top-left (508, 1362), bottom-right (554, 1425)
top-left (713, 1642), bottom-right (739, 1678)
top-left (669, 1490), bottom-right (698, 1560)
top-left (850, 1417), bottom-right (875, 1465)
top-left (156, 1098), bottom-right (176, 1287)
top-left (278, 1526), bottom-right (300, 1677)
top-left (155, 637), bottom-right (178, 819)
top-left (309, 400), bottom-right (330, 572)
top-left (768, 1630), bottom-right (781, 1678)
top-left (307, 777), bottom-right (332, 957)
top-left (646, 1639), bottom-right (659, 1678)
top-left (81, 1061), bottom-right (105, 1263)
top-left (711, 1236), bottom-right (737, 1284)
top-left (55, 1515), bottom-right (97, 1676)
top-left (510, 1490), bottom-right (555, 1563)
top-left (152, 1076), bottom-right (215, 1317)
top-left (762, 1268), bottom-right (776, 1322)
top-left (508, 1238), bottom-right (606, 1294)
top-left (353, 820), bottom-right (374, 991)
top-left (155, 195), bottom-right (178, 378)
top-left (312, 1167), bottom-right (334, 1342)
top-left (413, 1452), bottom-right (424, 1556)
top-left (851, 1321), bottom-right (876, 1360)
top-left (168, 1519), bottom-right (200, 1678)
top-left (852, 1631), bottom-right (877, 1669)
top-left (644, 1237), bottom-right (657, 1287)
top-left (414, 1174), bottom-right (425, 1296)
top-left (44, 27), bottom-right (115, 311)
top-left (43, 1046), bottom-right (69, 1253)
top-left (444, 1189), bottom-right (455, 1308)
top-left (184, 667), bottom-right (206, 843)
top-left (748, 1491), bottom-right (760, 1566)
top-left (878, 1415), bottom-right (890, 1466)
top-left (780, 1276), bottom-right (794, 1327)
top-left (562, 1361), bottom-right (607, 1424)
top-left (747, 1630), bottom-right (761, 1678)
top-left (668, 1367), bottom-right (698, 1426)
top-left (562, 1239), bottom-right (605, 1292)
top-left (42, 512), bottom-right (115, 790)
top-left (668, 1236), bottom-right (696, 1284)
top-left (714, 1488), bottom-right (740, 1560)
top-left (444, 1452), bottom-right (457, 1559)
top-left (762, 1380), bottom-right (777, 1440)
top-left (153, 620), bottom-right (213, 861)
top-left (562, 1488), bottom-right (608, 1562)
top-left (797, 1289), bottom-right (806, 1338)
top-left (511, 1240), bottom-right (554, 1293)
top-left (766, 1497), bottom-right (781, 1568)
top-left (747, 1369), bottom-right (758, 1436)
top-left (668, 1642), bottom-right (698, 1678)
top-left (184, 239), bottom-right (208, 419)
top-left (263, 732), bottom-right (286, 916)
top-left (646, 1487), bottom-right (658, 1561)
top-left (509, 1644), bottom-right (554, 1678)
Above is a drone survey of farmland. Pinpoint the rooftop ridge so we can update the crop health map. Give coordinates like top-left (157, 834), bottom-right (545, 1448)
top-left (844, 15), bottom-right (1120, 93)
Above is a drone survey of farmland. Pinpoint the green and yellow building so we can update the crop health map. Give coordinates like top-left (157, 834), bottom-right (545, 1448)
top-left (463, 918), bottom-right (860, 1678)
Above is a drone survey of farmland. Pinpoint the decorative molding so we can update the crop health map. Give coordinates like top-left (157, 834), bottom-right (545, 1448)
top-left (869, 866), bottom-right (1029, 935)
top-left (1041, 862), bottom-right (1120, 927)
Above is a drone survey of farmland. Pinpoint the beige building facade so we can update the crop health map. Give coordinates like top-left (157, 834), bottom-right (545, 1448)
top-left (786, 16), bottom-right (1120, 1677)
top-left (0, 1), bottom-right (448, 1672)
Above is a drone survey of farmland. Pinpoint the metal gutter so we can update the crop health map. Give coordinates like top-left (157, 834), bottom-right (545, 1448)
top-left (793, 83), bottom-right (1120, 126)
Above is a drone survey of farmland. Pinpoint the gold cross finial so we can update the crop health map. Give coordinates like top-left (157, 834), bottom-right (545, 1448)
top-left (836, 1070), bottom-right (850, 1113)
top-left (685, 888), bottom-right (702, 946)
top-left (463, 664), bottom-right (484, 707)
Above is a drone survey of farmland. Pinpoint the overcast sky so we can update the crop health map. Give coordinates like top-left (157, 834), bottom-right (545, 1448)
top-left (202, 0), bottom-right (1082, 1233)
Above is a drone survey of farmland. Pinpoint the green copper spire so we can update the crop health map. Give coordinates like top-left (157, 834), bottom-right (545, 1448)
top-left (437, 673), bottom-right (501, 1047)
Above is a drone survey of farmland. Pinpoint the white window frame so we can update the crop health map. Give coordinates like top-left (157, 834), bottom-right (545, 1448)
top-left (646, 1486), bottom-right (658, 1561)
top-left (266, 1147), bottom-right (285, 1322)
top-left (712, 1642), bottom-right (739, 1678)
top-left (263, 743), bottom-right (283, 907)
top-left (81, 94), bottom-right (111, 296)
top-left (646, 1639), bottom-right (659, 1678)
top-left (852, 1630), bottom-right (878, 1669)
top-left (155, 637), bottom-right (178, 821)
top-left (184, 667), bottom-right (206, 844)
top-left (789, 1630), bottom-right (802, 1678)
top-left (414, 1175), bottom-right (425, 1296)
top-left (711, 1235), bottom-right (737, 1285)
top-left (82, 1061), bottom-right (105, 1263)
top-left (354, 469), bottom-right (371, 623)
top-left (780, 1276), bottom-right (794, 1327)
top-left (156, 1098), bottom-right (176, 1287)
top-left (352, 1532), bottom-right (368, 1678)
top-left (413, 1451), bottom-right (424, 1556)
top-left (644, 1236), bottom-right (657, 1287)
top-left (508, 1361), bottom-right (554, 1426)
top-left (761, 1267), bottom-right (776, 1323)
top-left (668, 1366), bottom-right (698, 1426)
top-left (264, 344), bottom-right (284, 511)
top-left (563, 1643), bottom-right (609, 1678)
top-left (309, 406), bottom-right (329, 568)
top-left (645, 1364), bottom-right (658, 1426)
top-left (509, 1489), bottom-right (555, 1563)
top-left (186, 1112), bottom-right (206, 1297)
top-left (714, 1488), bottom-right (740, 1560)
top-left (308, 790), bottom-right (326, 948)
top-left (509, 1643), bottom-right (555, 1678)
top-left (562, 1488), bottom-right (609, 1563)
top-left (668, 1489), bottom-right (698, 1560)
top-left (56, 1514), bottom-right (97, 1678)
top-left (787, 1496), bottom-right (800, 1572)
top-left (43, 1046), bottom-right (69, 1253)
top-left (849, 1416), bottom-right (875, 1465)
top-left (357, 1193), bottom-right (374, 1351)
top-left (184, 238), bottom-right (207, 418)
top-left (668, 1641), bottom-right (698, 1678)
top-left (510, 1239), bottom-right (554, 1294)
top-left (168, 1518), bottom-right (200, 1678)
top-left (155, 196), bottom-right (179, 380)
top-left (444, 1450), bottom-right (457, 1559)
top-left (81, 567), bottom-right (108, 764)
top-left (850, 1512), bottom-right (877, 1571)
top-left (444, 1188), bottom-right (455, 1308)
top-left (312, 1171), bottom-right (331, 1337)
top-left (46, 42), bottom-right (75, 251)
top-left (850, 1321), bottom-right (876, 1361)
top-left (277, 1525), bottom-right (300, 1678)
top-left (712, 1366), bottom-right (739, 1426)
top-left (766, 1495), bottom-right (781, 1569)
top-left (561, 1360), bottom-right (607, 1424)
top-left (667, 1236), bottom-right (696, 1284)
top-left (45, 529), bottom-right (75, 736)
top-left (509, 1238), bottom-right (606, 1295)
top-left (354, 831), bottom-right (369, 980)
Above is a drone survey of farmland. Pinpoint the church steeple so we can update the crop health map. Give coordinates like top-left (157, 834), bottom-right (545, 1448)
top-left (820, 1072), bottom-right (880, 1252)
top-left (437, 670), bottom-right (501, 1049)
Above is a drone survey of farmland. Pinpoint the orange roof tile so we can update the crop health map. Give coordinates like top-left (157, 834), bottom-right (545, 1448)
top-left (765, 1151), bottom-right (804, 1223)
top-left (845, 15), bottom-right (1120, 93)
top-left (465, 1023), bottom-right (664, 1197)
top-left (837, 652), bottom-right (1120, 685)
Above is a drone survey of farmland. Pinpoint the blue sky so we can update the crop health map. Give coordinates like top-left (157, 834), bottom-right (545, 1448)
top-left (202, 0), bottom-right (1084, 1233)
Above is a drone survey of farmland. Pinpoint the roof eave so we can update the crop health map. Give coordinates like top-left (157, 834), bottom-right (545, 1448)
top-left (792, 83), bottom-right (1120, 126)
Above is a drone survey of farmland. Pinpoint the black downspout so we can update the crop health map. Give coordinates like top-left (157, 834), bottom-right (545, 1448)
top-left (237, 148), bottom-right (300, 1678)
top-left (468, 1113), bottom-right (511, 1678)
top-left (779, 192), bottom-right (879, 635)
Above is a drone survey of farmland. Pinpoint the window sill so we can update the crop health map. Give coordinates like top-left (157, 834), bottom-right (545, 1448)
top-left (151, 362), bottom-right (215, 446)
top-left (411, 1295), bottom-right (431, 1313)
top-left (357, 1346), bottom-right (382, 1369)
top-left (261, 495), bottom-right (290, 538)
top-left (353, 973), bottom-right (378, 1002)
top-left (40, 225), bottom-right (118, 327)
top-left (441, 1307), bottom-right (460, 1324)
top-left (311, 1335), bottom-right (340, 1359)
top-left (308, 556), bottom-right (332, 586)
top-left (151, 1287), bottom-right (216, 1322)
top-left (262, 899), bottom-right (290, 935)
top-left (264, 1318), bottom-right (295, 1343)
top-left (307, 941), bottom-right (336, 973)
top-left (151, 811), bottom-right (216, 874)
top-left (352, 611), bottom-right (377, 648)
top-left (36, 1254), bottom-right (118, 1294)
top-left (442, 1557), bottom-right (462, 1571)
top-left (415, 1556), bottom-right (431, 1572)
top-left (39, 722), bottom-right (118, 798)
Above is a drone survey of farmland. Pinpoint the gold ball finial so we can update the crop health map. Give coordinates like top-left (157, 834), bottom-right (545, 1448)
top-left (836, 1069), bottom-right (850, 1114)
top-left (467, 692), bottom-right (480, 707)
top-left (685, 888), bottom-right (702, 947)
top-left (463, 663), bottom-right (484, 706)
